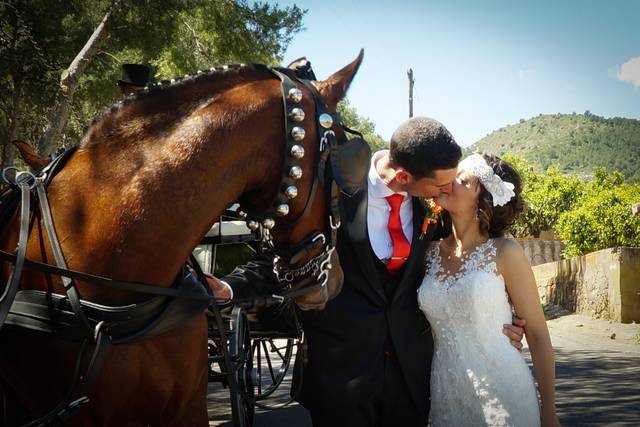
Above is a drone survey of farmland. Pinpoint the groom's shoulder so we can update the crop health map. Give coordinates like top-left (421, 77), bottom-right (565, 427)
top-left (410, 196), bottom-right (426, 210)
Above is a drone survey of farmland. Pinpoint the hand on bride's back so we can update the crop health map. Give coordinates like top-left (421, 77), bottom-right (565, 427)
top-left (503, 315), bottom-right (526, 350)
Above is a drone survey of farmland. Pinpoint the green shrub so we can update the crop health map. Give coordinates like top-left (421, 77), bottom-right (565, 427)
top-left (555, 178), bottom-right (640, 257)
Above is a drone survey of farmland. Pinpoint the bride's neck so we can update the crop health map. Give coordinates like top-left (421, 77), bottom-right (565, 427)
top-left (446, 212), bottom-right (486, 254)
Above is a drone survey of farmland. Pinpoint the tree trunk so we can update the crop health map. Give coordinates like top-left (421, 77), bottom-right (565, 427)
top-left (533, 216), bottom-right (541, 239)
top-left (37, 0), bottom-right (123, 158)
top-left (4, 75), bottom-right (23, 168)
top-left (2, 11), bottom-right (22, 171)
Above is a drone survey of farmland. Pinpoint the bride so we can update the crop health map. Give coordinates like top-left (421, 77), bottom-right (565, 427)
top-left (418, 153), bottom-right (560, 427)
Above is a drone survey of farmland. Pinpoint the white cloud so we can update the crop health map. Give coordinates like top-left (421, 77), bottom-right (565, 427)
top-left (617, 57), bottom-right (640, 87)
top-left (515, 68), bottom-right (536, 80)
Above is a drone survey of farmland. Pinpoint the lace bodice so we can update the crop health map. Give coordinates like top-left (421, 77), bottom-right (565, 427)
top-left (425, 239), bottom-right (499, 289)
top-left (418, 238), bottom-right (540, 426)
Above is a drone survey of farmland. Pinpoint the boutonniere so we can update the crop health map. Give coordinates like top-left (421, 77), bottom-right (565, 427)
top-left (419, 198), bottom-right (444, 240)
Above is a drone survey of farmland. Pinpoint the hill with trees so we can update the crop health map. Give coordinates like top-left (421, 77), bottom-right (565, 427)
top-left (467, 113), bottom-right (640, 182)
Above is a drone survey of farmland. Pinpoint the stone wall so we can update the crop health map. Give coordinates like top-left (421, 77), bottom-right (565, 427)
top-left (516, 239), bottom-right (565, 266)
top-left (532, 247), bottom-right (640, 323)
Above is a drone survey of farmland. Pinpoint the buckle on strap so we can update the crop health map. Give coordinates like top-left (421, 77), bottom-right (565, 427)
top-left (50, 396), bottom-right (90, 425)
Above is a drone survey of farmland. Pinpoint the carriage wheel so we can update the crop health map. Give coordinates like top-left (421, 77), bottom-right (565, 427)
top-left (252, 338), bottom-right (295, 400)
top-left (207, 337), bottom-right (228, 384)
top-left (229, 307), bottom-right (254, 427)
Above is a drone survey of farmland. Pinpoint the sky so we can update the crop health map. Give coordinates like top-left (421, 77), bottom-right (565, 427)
top-left (277, 0), bottom-right (640, 147)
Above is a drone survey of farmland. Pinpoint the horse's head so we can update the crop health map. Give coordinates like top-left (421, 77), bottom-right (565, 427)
top-left (238, 50), bottom-right (366, 310)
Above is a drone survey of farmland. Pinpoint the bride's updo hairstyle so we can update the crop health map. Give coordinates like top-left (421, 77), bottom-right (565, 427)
top-left (475, 154), bottom-right (524, 238)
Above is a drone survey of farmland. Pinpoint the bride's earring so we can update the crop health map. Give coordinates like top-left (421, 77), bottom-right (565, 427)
top-left (474, 207), bottom-right (479, 222)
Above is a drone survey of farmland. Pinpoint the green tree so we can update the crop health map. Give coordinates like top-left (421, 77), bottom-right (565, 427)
top-left (555, 170), bottom-right (640, 256)
top-left (337, 99), bottom-right (387, 152)
top-left (0, 0), bottom-right (305, 167)
top-left (503, 154), bottom-right (585, 238)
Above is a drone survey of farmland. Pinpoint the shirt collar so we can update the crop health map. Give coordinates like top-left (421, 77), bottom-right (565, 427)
top-left (368, 150), bottom-right (409, 203)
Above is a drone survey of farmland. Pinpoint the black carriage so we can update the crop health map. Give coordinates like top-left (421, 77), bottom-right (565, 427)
top-left (196, 208), bottom-right (304, 427)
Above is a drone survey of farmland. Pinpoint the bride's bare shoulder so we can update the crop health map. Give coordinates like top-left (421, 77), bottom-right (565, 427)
top-left (493, 237), bottom-right (522, 253)
top-left (493, 237), bottom-right (529, 271)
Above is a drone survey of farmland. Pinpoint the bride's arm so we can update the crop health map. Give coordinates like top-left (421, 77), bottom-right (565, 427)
top-left (498, 238), bottom-right (560, 427)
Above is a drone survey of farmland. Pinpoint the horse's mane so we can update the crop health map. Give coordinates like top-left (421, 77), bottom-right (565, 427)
top-left (79, 63), bottom-right (275, 148)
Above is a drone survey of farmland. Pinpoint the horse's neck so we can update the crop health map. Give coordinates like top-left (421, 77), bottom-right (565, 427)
top-left (40, 108), bottom-right (281, 292)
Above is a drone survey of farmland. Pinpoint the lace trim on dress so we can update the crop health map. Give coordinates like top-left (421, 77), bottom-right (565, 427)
top-left (425, 239), bottom-right (498, 289)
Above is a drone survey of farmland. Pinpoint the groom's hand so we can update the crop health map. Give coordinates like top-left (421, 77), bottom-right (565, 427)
top-left (503, 316), bottom-right (526, 350)
top-left (187, 266), bottom-right (233, 301)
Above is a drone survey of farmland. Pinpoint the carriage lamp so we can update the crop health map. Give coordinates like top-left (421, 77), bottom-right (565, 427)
top-left (289, 166), bottom-right (303, 179)
top-left (276, 204), bottom-right (290, 216)
top-left (291, 127), bottom-right (305, 141)
top-left (284, 186), bottom-right (298, 199)
top-left (288, 88), bottom-right (303, 103)
top-left (262, 218), bottom-right (276, 229)
top-left (246, 219), bottom-right (260, 231)
top-left (319, 113), bottom-right (333, 129)
top-left (288, 108), bottom-right (305, 122)
top-left (290, 145), bottom-right (305, 159)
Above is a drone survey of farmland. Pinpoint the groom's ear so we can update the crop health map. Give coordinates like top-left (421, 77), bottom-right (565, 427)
top-left (394, 168), bottom-right (412, 185)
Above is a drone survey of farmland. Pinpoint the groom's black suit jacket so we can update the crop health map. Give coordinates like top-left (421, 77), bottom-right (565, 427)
top-left (224, 182), bottom-right (445, 418)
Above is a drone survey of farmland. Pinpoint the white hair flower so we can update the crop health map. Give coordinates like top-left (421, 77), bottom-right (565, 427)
top-left (458, 154), bottom-right (515, 206)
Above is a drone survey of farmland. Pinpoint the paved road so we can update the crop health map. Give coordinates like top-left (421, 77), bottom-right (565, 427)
top-left (208, 313), bottom-right (640, 426)
top-left (542, 314), bottom-right (640, 426)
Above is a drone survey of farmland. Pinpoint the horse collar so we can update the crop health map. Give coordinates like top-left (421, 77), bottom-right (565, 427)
top-left (238, 68), bottom-right (336, 232)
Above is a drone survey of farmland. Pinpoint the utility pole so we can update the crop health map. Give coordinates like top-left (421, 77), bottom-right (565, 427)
top-left (407, 68), bottom-right (415, 118)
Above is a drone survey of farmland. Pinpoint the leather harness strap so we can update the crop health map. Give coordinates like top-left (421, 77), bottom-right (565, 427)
top-left (35, 179), bottom-right (95, 338)
top-left (0, 151), bottom-right (212, 426)
top-left (0, 180), bottom-right (30, 327)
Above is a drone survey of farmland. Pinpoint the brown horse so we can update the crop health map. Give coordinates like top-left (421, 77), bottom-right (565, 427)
top-left (0, 51), bottom-right (363, 426)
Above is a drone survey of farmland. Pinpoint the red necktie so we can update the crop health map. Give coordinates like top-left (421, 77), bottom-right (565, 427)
top-left (385, 194), bottom-right (410, 273)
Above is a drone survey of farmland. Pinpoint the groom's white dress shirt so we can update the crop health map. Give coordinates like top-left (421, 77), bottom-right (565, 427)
top-left (367, 150), bottom-right (413, 263)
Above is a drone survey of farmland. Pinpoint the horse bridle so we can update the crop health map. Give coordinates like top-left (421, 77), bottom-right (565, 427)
top-left (234, 67), bottom-right (370, 302)
top-left (207, 66), bottom-right (370, 413)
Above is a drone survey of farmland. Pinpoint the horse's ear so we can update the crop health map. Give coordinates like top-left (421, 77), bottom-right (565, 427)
top-left (316, 49), bottom-right (364, 109)
top-left (12, 139), bottom-right (49, 169)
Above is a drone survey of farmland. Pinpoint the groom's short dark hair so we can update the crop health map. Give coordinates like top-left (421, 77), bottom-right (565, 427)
top-left (389, 117), bottom-right (462, 178)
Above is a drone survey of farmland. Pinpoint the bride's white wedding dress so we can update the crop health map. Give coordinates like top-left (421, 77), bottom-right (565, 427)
top-left (418, 239), bottom-right (541, 426)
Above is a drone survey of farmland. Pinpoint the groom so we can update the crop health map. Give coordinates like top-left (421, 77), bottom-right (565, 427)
top-left (212, 117), bottom-right (525, 426)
